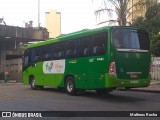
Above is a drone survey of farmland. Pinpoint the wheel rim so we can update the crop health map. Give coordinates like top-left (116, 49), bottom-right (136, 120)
top-left (32, 79), bottom-right (35, 88)
top-left (67, 80), bottom-right (73, 92)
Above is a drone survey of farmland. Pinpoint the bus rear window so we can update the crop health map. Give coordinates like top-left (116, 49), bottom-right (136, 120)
top-left (113, 28), bottom-right (150, 50)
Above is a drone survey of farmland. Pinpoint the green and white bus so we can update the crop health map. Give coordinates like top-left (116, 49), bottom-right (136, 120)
top-left (23, 26), bottom-right (151, 95)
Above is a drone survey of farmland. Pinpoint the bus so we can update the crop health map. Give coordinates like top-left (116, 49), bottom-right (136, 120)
top-left (23, 26), bottom-right (151, 95)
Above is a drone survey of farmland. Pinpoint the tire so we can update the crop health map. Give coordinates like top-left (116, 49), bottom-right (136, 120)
top-left (30, 78), bottom-right (38, 90)
top-left (65, 76), bottom-right (77, 95)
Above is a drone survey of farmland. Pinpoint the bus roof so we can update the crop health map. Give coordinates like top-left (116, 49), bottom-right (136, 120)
top-left (25, 26), bottom-right (139, 49)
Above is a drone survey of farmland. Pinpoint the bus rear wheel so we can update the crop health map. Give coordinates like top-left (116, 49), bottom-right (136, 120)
top-left (65, 76), bottom-right (77, 95)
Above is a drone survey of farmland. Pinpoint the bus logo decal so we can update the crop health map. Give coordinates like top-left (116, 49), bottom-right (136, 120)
top-left (43, 60), bottom-right (65, 74)
top-left (120, 68), bottom-right (124, 73)
top-left (45, 62), bottom-right (54, 72)
top-left (89, 58), bottom-right (95, 62)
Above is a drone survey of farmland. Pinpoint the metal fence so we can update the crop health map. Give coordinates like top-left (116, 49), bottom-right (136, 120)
top-left (151, 57), bottom-right (160, 80)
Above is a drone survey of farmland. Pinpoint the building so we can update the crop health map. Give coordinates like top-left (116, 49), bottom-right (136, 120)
top-left (46, 9), bottom-right (61, 38)
top-left (0, 25), bottom-right (49, 82)
top-left (128, 0), bottom-right (158, 24)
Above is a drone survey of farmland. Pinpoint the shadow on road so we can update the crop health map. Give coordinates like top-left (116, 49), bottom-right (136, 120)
top-left (29, 87), bottom-right (147, 103)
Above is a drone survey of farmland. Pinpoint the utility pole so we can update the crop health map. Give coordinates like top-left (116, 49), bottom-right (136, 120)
top-left (38, 0), bottom-right (40, 27)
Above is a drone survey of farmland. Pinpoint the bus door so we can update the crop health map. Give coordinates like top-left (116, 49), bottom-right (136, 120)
top-left (23, 50), bottom-right (30, 84)
top-left (113, 28), bottom-right (151, 81)
top-left (29, 47), bottom-right (43, 85)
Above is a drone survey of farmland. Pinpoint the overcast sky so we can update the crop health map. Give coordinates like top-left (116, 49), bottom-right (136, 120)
top-left (0, 0), bottom-right (108, 34)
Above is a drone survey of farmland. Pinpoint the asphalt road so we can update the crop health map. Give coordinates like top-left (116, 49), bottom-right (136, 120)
top-left (0, 83), bottom-right (160, 120)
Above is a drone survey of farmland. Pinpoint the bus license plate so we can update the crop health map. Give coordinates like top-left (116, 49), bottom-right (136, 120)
top-left (130, 74), bottom-right (138, 78)
top-left (130, 80), bottom-right (139, 84)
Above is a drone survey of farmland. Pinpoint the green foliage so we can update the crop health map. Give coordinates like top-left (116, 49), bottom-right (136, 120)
top-left (151, 34), bottom-right (160, 56)
top-left (145, 4), bottom-right (160, 19)
top-left (132, 17), bottom-right (146, 28)
top-left (132, 3), bottom-right (160, 35)
top-left (132, 3), bottom-right (160, 56)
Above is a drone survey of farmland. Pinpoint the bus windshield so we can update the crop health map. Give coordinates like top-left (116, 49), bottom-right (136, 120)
top-left (113, 28), bottom-right (150, 51)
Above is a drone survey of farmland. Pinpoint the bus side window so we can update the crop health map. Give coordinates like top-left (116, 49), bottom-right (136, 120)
top-left (42, 45), bottom-right (52, 60)
top-left (59, 51), bottom-right (65, 58)
top-left (34, 47), bottom-right (42, 62)
top-left (66, 40), bottom-right (76, 58)
top-left (30, 49), bottom-right (36, 63)
top-left (91, 33), bottom-right (106, 56)
top-left (78, 37), bottom-right (90, 57)
top-left (53, 44), bottom-right (59, 60)
top-left (84, 48), bottom-right (89, 56)
top-left (53, 42), bottom-right (65, 60)
top-left (23, 50), bottom-right (30, 67)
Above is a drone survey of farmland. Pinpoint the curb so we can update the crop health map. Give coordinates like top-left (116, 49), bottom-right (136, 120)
top-left (130, 89), bottom-right (160, 93)
top-left (118, 88), bottom-right (160, 93)
top-left (0, 80), bottom-right (22, 84)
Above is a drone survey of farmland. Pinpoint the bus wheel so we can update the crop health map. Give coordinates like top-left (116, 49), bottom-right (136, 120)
top-left (30, 78), bottom-right (37, 90)
top-left (65, 76), bottom-right (76, 95)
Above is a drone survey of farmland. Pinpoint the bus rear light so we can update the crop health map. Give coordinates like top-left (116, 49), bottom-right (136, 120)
top-left (109, 62), bottom-right (116, 76)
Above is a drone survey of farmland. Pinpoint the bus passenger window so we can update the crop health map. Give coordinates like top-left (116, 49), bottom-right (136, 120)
top-left (59, 51), bottom-right (65, 58)
top-left (66, 40), bottom-right (76, 58)
top-left (42, 45), bottom-right (52, 60)
top-left (84, 48), bottom-right (89, 56)
top-left (53, 52), bottom-right (59, 59)
top-left (78, 37), bottom-right (90, 57)
top-left (34, 47), bottom-right (42, 62)
top-left (91, 33), bottom-right (106, 56)
top-left (30, 49), bottom-right (36, 63)
top-left (93, 46), bottom-right (105, 55)
top-left (53, 42), bottom-right (65, 60)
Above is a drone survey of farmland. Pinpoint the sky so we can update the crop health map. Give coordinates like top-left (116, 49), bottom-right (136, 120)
top-left (0, 0), bottom-right (109, 34)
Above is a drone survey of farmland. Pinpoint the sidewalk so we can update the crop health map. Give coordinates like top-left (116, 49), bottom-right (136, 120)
top-left (0, 80), bottom-right (17, 83)
top-left (121, 79), bottom-right (160, 93)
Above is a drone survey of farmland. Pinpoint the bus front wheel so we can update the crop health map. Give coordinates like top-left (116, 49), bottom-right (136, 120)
top-left (30, 78), bottom-right (38, 90)
top-left (65, 76), bottom-right (77, 95)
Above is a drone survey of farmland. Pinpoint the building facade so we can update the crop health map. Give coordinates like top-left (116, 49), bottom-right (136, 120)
top-left (46, 9), bottom-right (61, 38)
top-left (0, 25), bottom-right (49, 81)
top-left (128, 0), bottom-right (158, 24)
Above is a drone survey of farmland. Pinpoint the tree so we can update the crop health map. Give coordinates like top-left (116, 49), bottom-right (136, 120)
top-left (94, 0), bottom-right (155, 26)
top-left (151, 35), bottom-right (160, 56)
top-left (132, 4), bottom-right (160, 37)
top-left (132, 3), bottom-right (160, 36)
top-left (132, 16), bottom-right (146, 27)
top-left (132, 3), bottom-right (160, 56)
